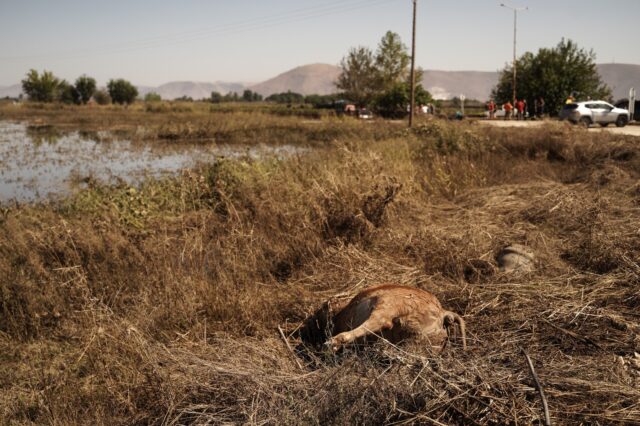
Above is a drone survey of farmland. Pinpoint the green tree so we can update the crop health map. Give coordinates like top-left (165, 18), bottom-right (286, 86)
top-left (305, 93), bottom-right (340, 108)
top-left (223, 92), bottom-right (239, 102)
top-left (337, 31), bottom-right (424, 111)
top-left (144, 92), bottom-right (161, 102)
top-left (265, 91), bottom-right (304, 104)
top-left (492, 39), bottom-right (611, 115)
top-left (57, 81), bottom-right (80, 104)
top-left (74, 75), bottom-right (96, 104)
top-left (242, 89), bottom-right (255, 102)
top-left (93, 89), bottom-right (111, 105)
top-left (375, 31), bottom-right (410, 92)
top-left (336, 46), bottom-right (377, 106)
top-left (374, 82), bottom-right (433, 118)
top-left (21, 69), bottom-right (61, 102)
top-left (210, 91), bottom-right (223, 103)
top-left (107, 79), bottom-right (138, 105)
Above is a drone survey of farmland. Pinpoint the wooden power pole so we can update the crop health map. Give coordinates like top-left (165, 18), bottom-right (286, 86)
top-left (501, 3), bottom-right (528, 107)
top-left (409, 0), bottom-right (417, 128)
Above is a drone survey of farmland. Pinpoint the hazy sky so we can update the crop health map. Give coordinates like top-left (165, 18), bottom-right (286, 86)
top-left (1, 0), bottom-right (639, 86)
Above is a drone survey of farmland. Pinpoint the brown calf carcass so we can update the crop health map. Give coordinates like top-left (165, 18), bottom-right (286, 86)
top-left (301, 284), bottom-right (466, 353)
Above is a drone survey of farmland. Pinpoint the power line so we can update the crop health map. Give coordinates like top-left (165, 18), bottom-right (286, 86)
top-left (1, 0), bottom-right (399, 62)
top-left (3, 0), bottom-right (350, 60)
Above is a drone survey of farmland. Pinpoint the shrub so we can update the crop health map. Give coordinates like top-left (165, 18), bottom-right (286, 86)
top-left (107, 79), bottom-right (138, 105)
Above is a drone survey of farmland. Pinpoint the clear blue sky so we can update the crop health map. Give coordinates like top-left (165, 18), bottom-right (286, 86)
top-left (1, 0), bottom-right (638, 87)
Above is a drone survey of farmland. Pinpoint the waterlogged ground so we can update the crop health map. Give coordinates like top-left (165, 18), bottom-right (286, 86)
top-left (0, 121), bottom-right (304, 202)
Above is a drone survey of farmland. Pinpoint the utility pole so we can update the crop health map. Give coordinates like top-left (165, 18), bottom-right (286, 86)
top-left (500, 3), bottom-right (527, 107)
top-left (409, 0), bottom-right (417, 128)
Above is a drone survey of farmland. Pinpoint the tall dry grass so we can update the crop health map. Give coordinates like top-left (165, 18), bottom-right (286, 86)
top-left (1, 114), bottom-right (639, 424)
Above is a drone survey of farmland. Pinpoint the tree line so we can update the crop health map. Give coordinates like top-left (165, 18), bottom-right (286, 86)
top-left (19, 35), bottom-right (607, 116)
top-left (492, 38), bottom-right (612, 116)
top-left (21, 70), bottom-right (140, 105)
top-left (209, 90), bottom-right (339, 107)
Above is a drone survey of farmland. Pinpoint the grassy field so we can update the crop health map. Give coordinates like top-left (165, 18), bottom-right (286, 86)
top-left (1, 103), bottom-right (639, 424)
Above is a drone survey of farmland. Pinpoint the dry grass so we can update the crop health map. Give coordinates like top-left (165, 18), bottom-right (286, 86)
top-left (1, 110), bottom-right (639, 425)
top-left (0, 102), bottom-right (395, 147)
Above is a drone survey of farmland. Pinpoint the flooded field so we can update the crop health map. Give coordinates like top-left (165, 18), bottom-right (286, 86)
top-left (0, 121), bottom-right (304, 202)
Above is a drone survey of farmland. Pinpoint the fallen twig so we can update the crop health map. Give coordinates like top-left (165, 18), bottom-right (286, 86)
top-left (278, 325), bottom-right (304, 371)
top-left (540, 317), bottom-right (603, 350)
top-left (522, 349), bottom-right (552, 426)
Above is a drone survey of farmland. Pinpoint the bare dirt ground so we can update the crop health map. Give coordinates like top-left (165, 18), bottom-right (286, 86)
top-left (480, 119), bottom-right (640, 136)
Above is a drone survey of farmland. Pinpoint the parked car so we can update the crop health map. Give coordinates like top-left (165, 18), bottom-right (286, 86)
top-left (559, 101), bottom-right (630, 127)
top-left (357, 108), bottom-right (373, 120)
top-left (485, 107), bottom-right (506, 118)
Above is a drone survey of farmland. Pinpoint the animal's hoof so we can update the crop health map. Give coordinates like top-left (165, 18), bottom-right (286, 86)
top-left (325, 339), bottom-right (340, 352)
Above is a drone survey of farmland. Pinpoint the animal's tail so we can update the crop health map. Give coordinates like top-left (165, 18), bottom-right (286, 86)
top-left (444, 311), bottom-right (467, 351)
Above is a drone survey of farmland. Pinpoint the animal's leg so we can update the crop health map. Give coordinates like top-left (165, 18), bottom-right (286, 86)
top-left (329, 310), bottom-right (394, 351)
top-left (443, 311), bottom-right (467, 350)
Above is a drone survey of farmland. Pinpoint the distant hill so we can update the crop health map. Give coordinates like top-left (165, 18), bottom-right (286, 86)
top-left (248, 63), bottom-right (341, 97)
top-left (2, 63), bottom-right (638, 102)
top-left (141, 81), bottom-right (245, 100)
top-left (0, 84), bottom-right (22, 98)
top-left (421, 70), bottom-right (498, 100)
top-left (421, 64), bottom-right (640, 101)
top-left (596, 63), bottom-right (640, 100)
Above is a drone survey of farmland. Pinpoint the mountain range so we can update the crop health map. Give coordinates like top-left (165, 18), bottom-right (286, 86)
top-left (2, 63), bottom-right (639, 101)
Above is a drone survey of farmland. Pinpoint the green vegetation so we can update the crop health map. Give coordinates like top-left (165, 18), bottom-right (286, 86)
top-left (242, 89), bottom-right (263, 102)
top-left (21, 69), bottom-right (63, 102)
top-left (93, 89), bottom-right (111, 105)
top-left (265, 90), bottom-right (305, 104)
top-left (74, 75), bottom-right (97, 104)
top-left (209, 91), bottom-right (223, 103)
top-left (493, 38), bottom-right (612, 115)
top-left (107, 78), bottom-right (138, 105)
top-left (0, 105), bottom-right (639, 424)
top-left (21, 70), bottom-right (98, 105)
top-left (143, 92), bottom-right (162, 102)
top-left (375, 30), bottom-right (411, 92)
top-left (337, 31), bottom-right (432, 117)
top-left (56, 80), bottom-right (79, 104)
top-left (337, 45), bottom-right (377, 105)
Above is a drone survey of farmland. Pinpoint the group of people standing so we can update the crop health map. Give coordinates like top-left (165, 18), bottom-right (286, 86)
top-left (486, 97), bottom-right (546, 120)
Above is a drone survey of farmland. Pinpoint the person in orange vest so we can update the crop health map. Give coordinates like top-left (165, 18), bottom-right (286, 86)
top-left (487, 99), bottom-right (496, 119)
top-left (503, 101), bottom-right (513, 120)
top-left (516, 99), bottom-right (526, 120)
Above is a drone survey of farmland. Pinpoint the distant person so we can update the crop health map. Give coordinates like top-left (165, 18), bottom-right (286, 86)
top-left (487, 100), bottom-right (496, 119)
top-left (565, 95), bottom-right (575, 104)
top-left (503, 101), bottom-right (513, 120)
top-left (516, 99), bottom-right (525, 120)
top-left (538, 97), bottom-right (545, 118)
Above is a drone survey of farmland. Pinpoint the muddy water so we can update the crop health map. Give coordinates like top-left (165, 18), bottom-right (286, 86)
top-left (0, 121), bottom-right (304, 203)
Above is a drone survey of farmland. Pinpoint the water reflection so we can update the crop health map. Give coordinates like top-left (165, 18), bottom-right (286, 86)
top-left (26, 124), bottom-right (67, 145)
top-left (0, 121), bottom-right (306, 203)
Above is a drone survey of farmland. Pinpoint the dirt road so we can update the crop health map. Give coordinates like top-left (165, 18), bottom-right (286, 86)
top-left (479, 119), bottom-right (640, 136)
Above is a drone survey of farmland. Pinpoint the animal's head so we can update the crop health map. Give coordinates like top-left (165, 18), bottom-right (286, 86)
top-left (299, 301), bottom-right (333, 348)
top-left (299, 297), bottom-right (351, 349)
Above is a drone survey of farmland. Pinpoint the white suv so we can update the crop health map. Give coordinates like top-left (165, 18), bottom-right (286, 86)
top-left (559, 101), bottom-right (630, 127)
